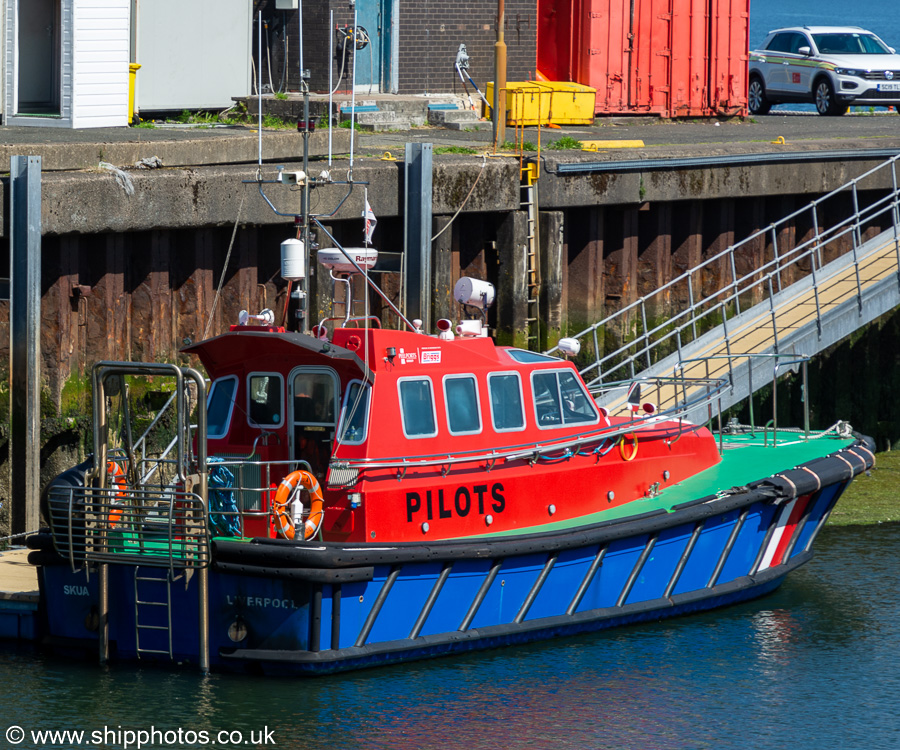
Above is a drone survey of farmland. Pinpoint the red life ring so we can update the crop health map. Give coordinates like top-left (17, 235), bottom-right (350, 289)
top-left (271, 470), bottom-right (324, 541)
top-left (107, 461), bottom-right (127, 527)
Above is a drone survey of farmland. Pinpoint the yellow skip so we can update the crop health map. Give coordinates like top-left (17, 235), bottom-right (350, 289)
top-left (581, 140), bottom-right (645, 151)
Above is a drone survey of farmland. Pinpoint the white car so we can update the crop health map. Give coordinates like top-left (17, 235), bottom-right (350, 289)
top-left (749, 26), bottom-right (900, 115)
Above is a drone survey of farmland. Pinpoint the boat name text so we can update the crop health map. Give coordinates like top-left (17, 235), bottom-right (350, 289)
top-left (226, 595), bottom-right (299, 609)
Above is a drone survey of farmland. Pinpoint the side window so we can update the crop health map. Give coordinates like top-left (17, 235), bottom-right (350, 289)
top-left (398, 378), bottom-right (437, 438)
top-left (532, 370), bottom-right (599, 428)
top-left (488, 373), bottom-right (525, 432)
top-left (337, 380), bottom-right (370, 444)
top-left (766, 34), bottom-right (791, 53)
top-left (444, 375), bottom-right (481, 435)
top-left (247, 373), bottom-right (284, 428)
top-left (207, 375), bottom-right (238, 439)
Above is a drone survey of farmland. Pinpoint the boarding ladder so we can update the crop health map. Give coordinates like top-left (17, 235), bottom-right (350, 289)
top-left (134, 566), bottom-right (176, 660)
top-left (546, 154), bottom-right (900, 417)
top-left (522, 162), bottom-right (541, 349)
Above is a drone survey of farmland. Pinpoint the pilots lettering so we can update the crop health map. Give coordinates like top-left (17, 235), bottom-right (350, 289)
top-left (406, 483), bottom-right (505, 523)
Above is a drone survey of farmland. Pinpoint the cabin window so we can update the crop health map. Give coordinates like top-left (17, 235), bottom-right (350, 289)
top-left (532, 370), bottom-right (598, 428)
top-left (505, 349), bottom-right (560, 364)
top-left (337, 380), bottom-right (370, 444)
top-left (207, 375), bottom-right (238, 439)
top-left (291, 368), bottom-right (339, 478)
top-left (398, 377), bottom-right (438, 438)
top-left (443, 375), bottom-right (481, 435)
top-left (247, 373), bottom-right (284, 428)
top-left (488, 372), bottom-right (525, 432)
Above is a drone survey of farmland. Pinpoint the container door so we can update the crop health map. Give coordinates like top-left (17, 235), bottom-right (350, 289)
top-left (669, 0), bottom-right (709, 116)
top-left (353, 0), bottom-right (394, 92)
top-left (707, 0), bottom-right (749, 114)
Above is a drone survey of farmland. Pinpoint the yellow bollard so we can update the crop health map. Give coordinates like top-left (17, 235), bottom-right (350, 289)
top-left (128, 63), bottom-right (142, 125)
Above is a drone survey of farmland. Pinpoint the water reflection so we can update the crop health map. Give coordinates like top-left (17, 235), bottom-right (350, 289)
top-left (2, 524), bottom-right (900, 750)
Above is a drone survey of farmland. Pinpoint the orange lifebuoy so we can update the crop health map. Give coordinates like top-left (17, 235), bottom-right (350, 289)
top-left (271, 470), bottom-right (324, 541)
top-left (107, 461), bottom-right (127, 526)
top-left (618, 433), bottom-right (639, 462)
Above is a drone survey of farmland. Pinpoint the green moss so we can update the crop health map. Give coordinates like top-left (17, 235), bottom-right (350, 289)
top-left (829, 450), bottom-right (900, 526)
top-left (547, 136), bottom-right (583, 150)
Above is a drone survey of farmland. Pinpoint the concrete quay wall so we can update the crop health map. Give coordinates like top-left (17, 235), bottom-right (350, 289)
top-left (2, 142), bottom-right (898, 405)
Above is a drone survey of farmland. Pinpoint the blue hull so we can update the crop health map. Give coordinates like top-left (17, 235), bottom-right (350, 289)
top-left (34, 468), bottom-right (852, 675)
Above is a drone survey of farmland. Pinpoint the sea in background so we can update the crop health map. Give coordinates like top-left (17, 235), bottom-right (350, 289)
top-left (2, 525), bottom-right (900, 750)
top-left (750, 0), bottom-right (900, 111)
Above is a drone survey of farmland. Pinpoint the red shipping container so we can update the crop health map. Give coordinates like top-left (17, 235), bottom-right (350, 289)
top-left (537, 0), bottom-right (749, 117)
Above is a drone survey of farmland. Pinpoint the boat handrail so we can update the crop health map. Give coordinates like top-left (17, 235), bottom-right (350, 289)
top-left (327, 374), bottom-right (730, 471)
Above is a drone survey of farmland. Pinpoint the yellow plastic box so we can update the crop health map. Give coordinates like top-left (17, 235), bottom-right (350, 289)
top-left (484, 81), bottom-right (596, 126)
top-left (485, 82), bottom-right (552, 126)
top-left (538, 82), bottom-right (596, 125)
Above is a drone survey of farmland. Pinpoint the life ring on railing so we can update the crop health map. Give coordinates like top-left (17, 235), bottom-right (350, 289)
top-left (106, 461), bottom-right (128, 526)
top-left (272, 470), bottom-right (324, 541)
top-left (619, 433), bottom-right (639, 462)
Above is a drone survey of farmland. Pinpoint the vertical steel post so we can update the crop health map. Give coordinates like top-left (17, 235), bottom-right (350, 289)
top-left (403, 143), bottom-right (433, 330)
top-left (9, 155), bottom-right (42, 539)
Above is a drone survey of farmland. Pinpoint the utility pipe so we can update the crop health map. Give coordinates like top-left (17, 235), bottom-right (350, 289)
top-left (493, 0), bottom-right (507, 147)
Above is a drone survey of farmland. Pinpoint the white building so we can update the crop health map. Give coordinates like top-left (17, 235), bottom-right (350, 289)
top-left (2, 0), bottom-right (251, 129)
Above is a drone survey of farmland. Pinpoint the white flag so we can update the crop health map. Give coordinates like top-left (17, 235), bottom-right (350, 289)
top-left (364, 199), bottom-right (377, 244)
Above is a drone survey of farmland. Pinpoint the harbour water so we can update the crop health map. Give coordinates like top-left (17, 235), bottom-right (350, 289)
top-left (2, 523), bottom-right (899, 749)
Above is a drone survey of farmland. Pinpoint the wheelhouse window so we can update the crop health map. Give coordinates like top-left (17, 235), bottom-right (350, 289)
top-left (247, 373), bottom-right (284, 428)
top-left (398, 378), bottom-right (438, 438)
top-left (337, 380), bottom-right (371, 444)
top-left (443, 375), bottom-right (481, 435)
top-left (532, 370), bottom-right (598, 428)
top-left (488, 372), bottom-right (525, 432)
top-left (207, 375), bottom-right (238, 439)
top-left (505, 349), bottom-right (560, 364)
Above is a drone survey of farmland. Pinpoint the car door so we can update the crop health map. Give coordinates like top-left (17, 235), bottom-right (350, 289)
top-left (784, 32), bottom-right (817, 96)
top-left (760, 33), bottom-right (795, 93)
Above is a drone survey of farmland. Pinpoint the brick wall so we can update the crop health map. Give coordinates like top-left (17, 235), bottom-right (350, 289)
top-left (252, 0), bottom-right (537, 96)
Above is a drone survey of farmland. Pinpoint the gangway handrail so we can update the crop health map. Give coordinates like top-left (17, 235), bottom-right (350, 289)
top-left (546, 154), bottom-right (900, 389)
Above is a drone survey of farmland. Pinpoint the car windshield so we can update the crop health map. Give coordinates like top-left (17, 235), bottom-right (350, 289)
top-left (812, 33), bottom-right (890, 55)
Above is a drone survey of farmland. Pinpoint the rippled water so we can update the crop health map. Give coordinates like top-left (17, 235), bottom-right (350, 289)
top-left (2, 524), bottom-right (899, 749)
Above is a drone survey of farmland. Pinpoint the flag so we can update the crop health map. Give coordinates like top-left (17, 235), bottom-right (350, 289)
top-left (364, 199), bottom-right (377, 245)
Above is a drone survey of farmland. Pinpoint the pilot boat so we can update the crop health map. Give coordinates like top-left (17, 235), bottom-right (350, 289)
top-left (28, 240), bottom-right (874, 675)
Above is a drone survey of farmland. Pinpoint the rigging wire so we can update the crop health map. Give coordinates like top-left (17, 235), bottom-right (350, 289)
top-left (203, 190), bottom-right (247, 340)
top-left (431, 153), bottom-right (488, 242)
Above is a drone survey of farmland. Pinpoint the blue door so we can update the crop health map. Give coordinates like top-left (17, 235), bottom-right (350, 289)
top-left (353, 0), bottom-right (394, 92)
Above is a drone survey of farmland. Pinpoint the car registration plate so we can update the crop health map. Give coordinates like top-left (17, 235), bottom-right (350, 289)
top-left (877, 83), bottom-right (900, 92)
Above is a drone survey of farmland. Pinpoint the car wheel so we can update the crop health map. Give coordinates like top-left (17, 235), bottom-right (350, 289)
top-left (814, 78), bottom-right (846, 116)
top-left (748, 76), bottom-right (771, 115)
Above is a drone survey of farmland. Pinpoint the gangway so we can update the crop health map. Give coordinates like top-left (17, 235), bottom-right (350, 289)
top-left (547, 154), bottom-right (900, 420)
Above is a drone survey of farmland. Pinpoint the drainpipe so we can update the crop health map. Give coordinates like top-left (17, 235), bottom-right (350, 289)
top-left (493, 0), bottom-right (507, 147)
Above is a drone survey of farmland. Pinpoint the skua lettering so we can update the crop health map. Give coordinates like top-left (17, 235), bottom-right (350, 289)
top-left (406, 483), bottom-right (505, 523)
top-left (226, 595), bottom-right (298, 609)
top-left (63, 585), bottom-right (89, 596)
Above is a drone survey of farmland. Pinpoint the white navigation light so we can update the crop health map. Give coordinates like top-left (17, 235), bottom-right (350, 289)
top-left (280, 238), bottom-right (306, 281)
top-left (558, 338), bottom-right (581, 357)
top-left (318, 247), bottom-right (378, 274)
top-left (454, 277), bottom-right (495, 309)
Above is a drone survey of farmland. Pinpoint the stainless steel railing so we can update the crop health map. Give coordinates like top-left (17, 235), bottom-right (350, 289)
top-left (547, 154), bottom-right (900, 387)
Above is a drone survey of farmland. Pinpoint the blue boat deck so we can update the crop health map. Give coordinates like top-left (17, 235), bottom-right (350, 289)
top-left (0, 548), bottom-right (40, 642)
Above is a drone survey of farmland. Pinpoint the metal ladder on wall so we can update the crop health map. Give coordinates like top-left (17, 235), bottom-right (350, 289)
top-left (134, 566), bottom-right (175, 660)
top-left (522, 163), bottom-right (541, 349)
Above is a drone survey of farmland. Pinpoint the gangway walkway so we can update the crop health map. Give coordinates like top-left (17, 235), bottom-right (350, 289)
top-left (547, 154), bottom-right (900, 421)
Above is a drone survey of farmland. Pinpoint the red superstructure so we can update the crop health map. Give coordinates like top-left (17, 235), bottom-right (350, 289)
top-left (186, 323), bottom-right (721, 544)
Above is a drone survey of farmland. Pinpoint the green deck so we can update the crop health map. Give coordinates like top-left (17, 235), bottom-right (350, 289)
top-left (479, 432), bottom-right (856, 538)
